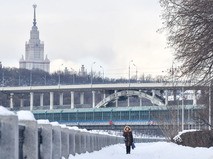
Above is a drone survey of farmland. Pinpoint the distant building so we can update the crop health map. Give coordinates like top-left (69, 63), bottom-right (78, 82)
top-left (19, 4), bottom-right (50, 72)
top-left (79, 65), bottom-right (87, 77)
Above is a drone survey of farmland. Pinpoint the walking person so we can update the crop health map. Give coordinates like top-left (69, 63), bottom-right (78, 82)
top-left (123, 125), bottom-right (134, 154)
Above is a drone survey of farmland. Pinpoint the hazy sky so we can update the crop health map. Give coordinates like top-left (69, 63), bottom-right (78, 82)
top-left (0, 0), bottom-right (173, 78)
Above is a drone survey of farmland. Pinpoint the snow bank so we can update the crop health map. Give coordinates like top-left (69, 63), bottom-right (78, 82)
top-left (17, 110), bottom-right (36, 121)
top-left (173, 129), bottom-right (197, 142)
top-left (0, 106), bottom-right (15, 116)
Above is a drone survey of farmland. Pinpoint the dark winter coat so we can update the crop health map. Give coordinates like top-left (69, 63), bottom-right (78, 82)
top-left (123, 126), bottom-right (133, 146)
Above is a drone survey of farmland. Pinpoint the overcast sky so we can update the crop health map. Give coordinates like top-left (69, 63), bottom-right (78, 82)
top-left (0, 0), bottom-right (173, 79)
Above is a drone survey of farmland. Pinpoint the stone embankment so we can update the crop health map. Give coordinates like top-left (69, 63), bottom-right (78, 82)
top-left (0, 107), bottom-right (144, 159)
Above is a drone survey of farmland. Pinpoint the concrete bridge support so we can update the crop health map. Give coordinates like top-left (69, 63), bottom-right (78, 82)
top-left (0, 115), bottom-right (18, 159)
top-left (80, 92), bottom-right (84, 105)
top-left (193, 90), bottom-right (197, 105)
top-left (9, 93), bottom-right (14, 110)
top-left (92, 91), bottom-right (96, 108)
top-left (165, 90), bottom-right (168, 106)
top-left (30, 92), bottom-right (34, 111)
top-left (115, 90), bottom-right (118, 107)
top-left (20, 97), bottom-right (24, 108)
top-left (71, 91), bottom-right (74, 109)
top-left (50, 92), bottom-right (54, 110)
top-left (59, 93), bottom-right (64, 106)
top-left (40, 93), bottom-right (44, 107)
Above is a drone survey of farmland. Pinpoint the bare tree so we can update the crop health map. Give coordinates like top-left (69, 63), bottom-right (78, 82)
top-left (160, 0), bottom-right (213, 84)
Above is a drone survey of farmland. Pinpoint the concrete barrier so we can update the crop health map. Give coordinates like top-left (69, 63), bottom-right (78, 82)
top-left (19, 120), bottom-right (38, 159)
top-left (52, 125), bottom-right (62, 159)
top-left (68, 129), bottom-right (77, 156)
top-left (1, 110), bottom-right (144, 159)
top-left (0, 115), bottom-right (18, 159)
top-left (38, 123), bottom-right (52, 159)
top-left (61, 127), bottom-right (69, 159)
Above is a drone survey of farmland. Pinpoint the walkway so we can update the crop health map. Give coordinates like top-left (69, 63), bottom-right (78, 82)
top-left (71, 142), bottom-right (213, 159)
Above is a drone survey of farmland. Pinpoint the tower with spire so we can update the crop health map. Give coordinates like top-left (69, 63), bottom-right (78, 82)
top-left (19, 4), bottom-right (50, 72)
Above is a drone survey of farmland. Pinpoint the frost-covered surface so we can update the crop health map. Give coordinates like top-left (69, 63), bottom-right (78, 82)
top-left (71, 142), bottom-right (213, 159)
top-left (51, 121), bottom-right (60, 126)
top-left (173, 129), bottom-right (197, 143)
top-left (37, 119), bottom-right (50, 124)
top-left (0, 106), bottom-right (15, 116)
top-left (16, 110), bottom-right (36, 121)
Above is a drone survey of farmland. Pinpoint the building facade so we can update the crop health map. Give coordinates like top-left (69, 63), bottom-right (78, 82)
top-left (19, 4), bottom-right (50, 72)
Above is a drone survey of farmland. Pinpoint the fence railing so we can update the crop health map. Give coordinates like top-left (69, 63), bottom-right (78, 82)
top-left (0, 113), bottom-right (139, 159)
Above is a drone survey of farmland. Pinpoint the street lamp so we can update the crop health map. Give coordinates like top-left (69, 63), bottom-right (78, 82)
top-left (91, 62), bottom-right (96, 86)
top-left (58, 64), bottom-right (63, 85)
top-left (70, 68), bottom-right (76, 84)
top-left (30, 70), bottom-right (32, 86)
top-left (100, 65), bottom-right (104, 83)
top-left (133, 63), bottom-right (138, 82)
top-left (128, 60), bottom-right (133, 86)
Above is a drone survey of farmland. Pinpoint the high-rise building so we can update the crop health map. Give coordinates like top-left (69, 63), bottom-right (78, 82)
top-left (19, 4), bottom-right (50, 72)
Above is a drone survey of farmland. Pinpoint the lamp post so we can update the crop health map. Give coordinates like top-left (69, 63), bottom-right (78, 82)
top-left (100, 65), bottom-right (104, 83)
top-left (70, 68), bottom-right (76, 84)
top-left (128, 60), bottom-right (133, 86)
top-left (30, 70), bottom-right (32, 86)
top-left (91, 62), bottom-right (96, 86)
top-left (133, 63), bottom-right (138, 82)
top-left (58, 64), bottom-right (63, 85)
top-left (2, 68), bottom-right (4, 86)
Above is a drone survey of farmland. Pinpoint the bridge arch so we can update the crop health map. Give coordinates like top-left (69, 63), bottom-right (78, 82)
top-left (95, 90), bottom-right (165, 108)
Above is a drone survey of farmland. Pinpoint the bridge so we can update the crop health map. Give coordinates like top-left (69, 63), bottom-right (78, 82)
top-left (0, 82), bottom-right (204, 110)
top-left (0, 82), bottom-right (206, 136)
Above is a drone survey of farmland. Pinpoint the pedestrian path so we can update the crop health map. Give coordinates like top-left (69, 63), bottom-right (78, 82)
top-left (70, 142), bottom-right (213, 159)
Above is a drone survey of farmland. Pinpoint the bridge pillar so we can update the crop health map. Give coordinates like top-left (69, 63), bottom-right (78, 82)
top-left (152, 90), bottom-right (155, 97)
top-left (139, 90), bottom-right (142, 106)
top-left (193, 90), bottom-right (197, 105)
top-left (59, 93), bottom-right (63, 106)
top-left (20, 98), bottom-right (24, 108)
top-left (30, 92), bottom-right (34, 111)
top-left (165, 90), bottom-right (168, 106)
top-left (80, 92), bottom-right (84, 105)
top-left (50, 92), bottom-right (54, 110)
top-left (92, 91), bottom-right (95, 108)
top-left (114, 90), bottom-right (118, 107)
top-left (127, 95), bottom-right (130, 107)
top-left (71, 91), bottom-right (74, 109)
top-left (103, 91), bottom-right (106, 99)
top-left (9, 93), bottom-right (14, 110)
top-left (173, 89), bottom-right (177, 104)
top-left (40, 93), bottom-right (44, 107)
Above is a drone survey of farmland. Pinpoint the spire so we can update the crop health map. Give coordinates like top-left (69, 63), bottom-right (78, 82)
top-left (33, 4), bottom-right (37, 26)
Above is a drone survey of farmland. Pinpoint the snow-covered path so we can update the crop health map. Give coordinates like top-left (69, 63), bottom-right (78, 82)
top-left (71, 142), bottom-right (213, 159)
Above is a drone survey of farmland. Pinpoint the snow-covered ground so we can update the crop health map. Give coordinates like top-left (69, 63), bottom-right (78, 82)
top-left (71, 142), bottom-right (213, 159)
